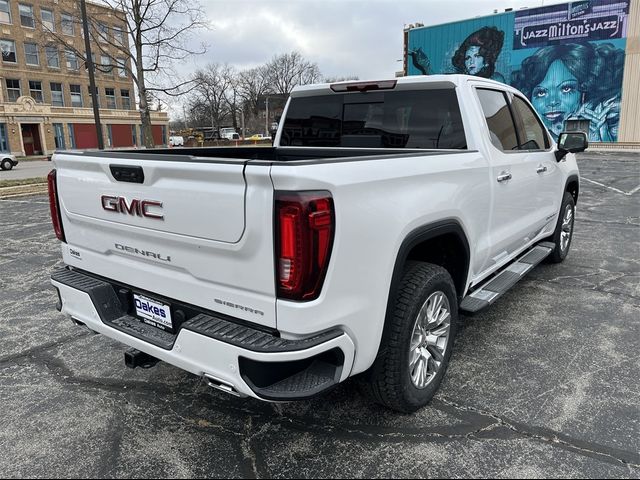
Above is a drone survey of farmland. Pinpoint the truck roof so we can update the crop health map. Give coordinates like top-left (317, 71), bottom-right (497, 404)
top-left (291, 74), bottom-right (515, 97)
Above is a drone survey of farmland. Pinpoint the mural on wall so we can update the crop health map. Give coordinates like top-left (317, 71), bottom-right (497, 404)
top-left (451, 27), bottom-right (506, 82)
top-left (406, 0), bottom-right (630, 142)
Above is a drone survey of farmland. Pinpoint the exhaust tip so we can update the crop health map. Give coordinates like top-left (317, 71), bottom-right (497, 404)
top-left (203, 374), bottom-right (244, 398)
top-left (70, 318), bottom-right (100, 335)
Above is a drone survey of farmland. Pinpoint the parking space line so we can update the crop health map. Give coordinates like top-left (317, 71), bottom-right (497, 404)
top-left (0, 199), bottom-right (49, 204)
top-left (581, 177), bottom-right (640, 196)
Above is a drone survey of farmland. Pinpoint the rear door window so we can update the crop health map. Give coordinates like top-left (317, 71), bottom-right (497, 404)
top-left (281, 89), bottom-right (467, 149)
top-left (476, 88), bottom-right (519, 151)
top-left (511, 95), bottom-right (550, 150)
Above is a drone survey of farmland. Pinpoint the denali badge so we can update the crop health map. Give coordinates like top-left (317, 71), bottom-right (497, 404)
top-left (115, 243), bottom-right (171, 262)
top-left (101, 195), bottom-right (164, 220)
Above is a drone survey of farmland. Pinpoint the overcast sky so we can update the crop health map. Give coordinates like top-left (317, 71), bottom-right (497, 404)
top-left (167, 0), bottom-right (568, 115)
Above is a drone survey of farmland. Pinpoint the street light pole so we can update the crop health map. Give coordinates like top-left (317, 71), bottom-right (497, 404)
top-left (80, 0), bottom-right (104, 149)
top-left (265, 96), bottom-right (269, 137)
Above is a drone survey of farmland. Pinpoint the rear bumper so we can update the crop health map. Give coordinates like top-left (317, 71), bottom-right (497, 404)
top-left (51, 267), bottom-right (355, 400)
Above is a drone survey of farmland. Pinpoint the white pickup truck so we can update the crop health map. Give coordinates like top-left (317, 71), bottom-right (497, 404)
top-left (49, 76), bottom-right (585, 412)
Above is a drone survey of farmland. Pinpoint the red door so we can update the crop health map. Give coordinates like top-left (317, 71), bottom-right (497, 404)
top-left (73, 124), bottom-right (99, 149)
top-left (111, 124), bottom-right (133, 148)
top-left (21, 124), bottom-right (42, 156)
top-left (152, 125), bottom-right (165, 146)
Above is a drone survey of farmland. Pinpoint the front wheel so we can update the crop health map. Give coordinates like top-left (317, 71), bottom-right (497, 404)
top-left (362, 262), bottom-right (458, 413)
top-left (546, 192), bottom-right (575, 263)
top-left (1, 159), bottom-right (12, 171)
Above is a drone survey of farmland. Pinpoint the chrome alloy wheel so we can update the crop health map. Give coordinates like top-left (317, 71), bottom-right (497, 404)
top-left (409, 291), bottom-right (451, 389)
top-left (560, 203), bottom-right (574, 253)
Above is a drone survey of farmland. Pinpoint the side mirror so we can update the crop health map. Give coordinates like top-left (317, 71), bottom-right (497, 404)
top-left (555, 131), bottom-right (588, 161)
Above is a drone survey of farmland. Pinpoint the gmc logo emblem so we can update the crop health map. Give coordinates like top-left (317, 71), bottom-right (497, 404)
top-left (101, 195), bottom-right (164, 220)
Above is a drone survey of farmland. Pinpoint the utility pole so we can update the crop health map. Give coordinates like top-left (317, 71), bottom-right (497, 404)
top-left (80, 0), bottom-right (104, 149)
top-left (265, 96), bottom-right (269, 137)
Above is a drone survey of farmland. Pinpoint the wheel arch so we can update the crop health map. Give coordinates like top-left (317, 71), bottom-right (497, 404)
top-left (386, 220), bottom-right (471, 315)
top-left (565, 175), bottom-right (579, 205)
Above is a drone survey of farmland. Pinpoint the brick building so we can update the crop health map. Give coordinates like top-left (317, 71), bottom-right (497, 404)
top-left (0, 0), bottom-right (168, 156)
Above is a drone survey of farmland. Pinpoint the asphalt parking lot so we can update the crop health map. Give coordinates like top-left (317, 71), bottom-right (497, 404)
top-left (0, 151), bottom-right (638, 478)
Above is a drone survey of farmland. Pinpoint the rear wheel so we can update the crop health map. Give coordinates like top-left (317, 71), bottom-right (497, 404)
top-left (362, 262), bottom-right (458, 413)
top-left (1, 159), bottom-right (12, 171)
top-left (546, 192), bottom-right (575, 263)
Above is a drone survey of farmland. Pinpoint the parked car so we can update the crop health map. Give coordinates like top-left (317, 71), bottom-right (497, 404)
top-left (0, 154), bottom-right (18, 171)
top-left (168, 136), bottom-right (184, 147)
top-left (49, 75), bottom-right (584, 412)
top-left (247, 133), bottom-right (271, 141)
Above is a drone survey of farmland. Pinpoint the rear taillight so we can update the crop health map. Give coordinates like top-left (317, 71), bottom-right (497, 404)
top-left (275, 191), bottom-right (335, 301)
top-left (47, 169), bottom-right (66, 243)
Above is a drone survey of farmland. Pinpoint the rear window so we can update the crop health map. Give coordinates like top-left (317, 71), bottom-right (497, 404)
top-left (281, 89), bottom-right (467, 149)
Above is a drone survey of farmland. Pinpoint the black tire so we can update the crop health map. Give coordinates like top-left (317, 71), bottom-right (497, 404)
top-left (362, 262), bottom-right (458, 413)
top-left (0, 159), bottom-right (12, 171)
top-left (546, 192), bottom-right (575, 264)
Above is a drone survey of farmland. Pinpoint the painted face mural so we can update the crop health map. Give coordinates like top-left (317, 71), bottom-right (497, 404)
top-left (512, 42), bottom-right (625, 142)
top-left (452, 27), bottom-right (505, 80)
top-left (464, 46), bottom-right (485, 75)
top-left (531, 59), bottom-right (581, 139)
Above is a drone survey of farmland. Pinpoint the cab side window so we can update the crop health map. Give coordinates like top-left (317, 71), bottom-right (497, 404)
top-left (511, 95), bottom-right (549, 150)
top-left (476, 88), bottom-right (519, 151)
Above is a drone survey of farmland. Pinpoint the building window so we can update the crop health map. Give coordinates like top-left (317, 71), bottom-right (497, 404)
top-left (24, 43), bottom-right (39, 65)
top-left (61, 13), bottom-right (74, 36)
top-left (68, 123), bottom-right (75, 149)
top-left (70, 84), bottom-right (83, 107)
top-left (0, 39), bottom-right (16, 63)
top-left (29, 80), bottom-right (43, 103)
top-left (65, 49), bottom-right (78, 70)
top-left (0, 123), bottom-right (8, 152)
top-left (113, 26), bottom-right (124, 45)
top-left (120, 89), bottom-right (131, 110)
top-left (53, 123), bottom-right (65, 149)
top-left (6, 79), bottom-right (20, 101)
top-left (19, 3), bottom-right (34, 28)
top-left (41, 8), bottom-right (54, 32)
top-left (105, 88), bottom-right (116, 109)
top-left (106, 124), bottom-right (113, 147)
top-left (45, 46), bottom-right (59, 68)
top-left (87, 85), bottom-right (99, 107)
top-left (97, 23), bottom-right (108, 43)
top-left (116, 57), bottom-right (127, 77)
top-left (50, 82), bottom-right (63, 106)
top-left (0, 0), bottom-right (11, 24)
top-left (100, 55), bottom-right (112, 73)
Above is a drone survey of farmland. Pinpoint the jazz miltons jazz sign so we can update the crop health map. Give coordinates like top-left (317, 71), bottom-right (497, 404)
top-left (518, 15), bottom-right (623, 47)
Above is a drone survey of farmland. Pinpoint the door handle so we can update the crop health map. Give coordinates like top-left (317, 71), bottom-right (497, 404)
top-left (536, 165), bottom-right (548, 174)
top-left (497, 172), bottom-right (512, 183)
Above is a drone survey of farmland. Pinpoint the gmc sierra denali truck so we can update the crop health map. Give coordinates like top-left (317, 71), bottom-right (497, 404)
top-left (49, 75), bottom-right (585, 412)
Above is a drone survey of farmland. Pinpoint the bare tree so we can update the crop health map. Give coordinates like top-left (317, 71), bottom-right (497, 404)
top-left (265, 51), bottom-right (322, 95)
top-left (236, 66), bottom-right (271, 116)
top-left (189, 63), bottom-right (235, 135)
top-left (38, 0), bottom-right (209, 147)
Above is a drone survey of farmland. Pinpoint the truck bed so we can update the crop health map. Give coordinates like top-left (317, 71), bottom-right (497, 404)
top-left (59, 146), bottom-right (469, 163)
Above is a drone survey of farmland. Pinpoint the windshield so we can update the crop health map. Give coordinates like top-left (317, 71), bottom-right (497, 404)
top-left (281, 89), bottom-right (467, 149)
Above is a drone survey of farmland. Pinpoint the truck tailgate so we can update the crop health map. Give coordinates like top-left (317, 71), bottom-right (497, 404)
top-left (54, 153), bottom-right (277, 328)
